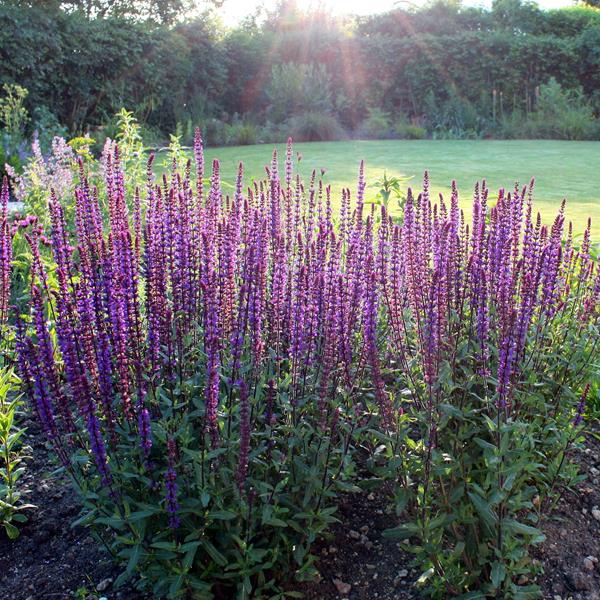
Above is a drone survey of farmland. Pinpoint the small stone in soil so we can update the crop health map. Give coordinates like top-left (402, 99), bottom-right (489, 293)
top-left (583, 557), bottom-right (596, 571)
top-left (96, 578), bottom-right (113, 592)
top-left (591, 507), bottom-right (600, 521)
top-left (332, 578), bottom-right (352, 595)
top-left (348, 530), bottom-right (360, 540)
top-left (568, 571), bottom-right (591, 591)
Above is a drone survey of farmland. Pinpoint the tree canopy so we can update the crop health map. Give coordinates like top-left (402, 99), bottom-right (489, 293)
top-left (0, 0), bottom-right (598, 139)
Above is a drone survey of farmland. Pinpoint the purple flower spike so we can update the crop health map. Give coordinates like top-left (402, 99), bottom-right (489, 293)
top-left (573, 384), bottom-right (590, 427)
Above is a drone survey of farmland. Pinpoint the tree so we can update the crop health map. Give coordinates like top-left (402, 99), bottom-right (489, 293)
top-left (0, 0), bottom-right (196, 23)
top-left (491, 0), bottom-right (543, 33)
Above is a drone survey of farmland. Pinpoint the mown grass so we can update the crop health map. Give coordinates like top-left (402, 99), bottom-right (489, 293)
top-left (171, 139), bottom-right (599, 239)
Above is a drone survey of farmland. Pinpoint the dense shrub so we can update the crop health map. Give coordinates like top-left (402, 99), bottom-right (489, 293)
top-left (10, 136), bottom-right (599, 598)
top-left (2, 3), bottom-right (600, 141)
top-left (394, 117), bottom-right (427, 140)
top-left (499, 79), bottom-right (600, 140)
top-left (287, 112), bottom-right (345, 142)
top-left (266, 62), bottom-right (334, 124)
top-left (0, 6), bottom-right (224, 134)
top-left (0, 84), bottom-right (30, 179)
top-left (357, 108), bottom-right (394, 139)
top-left (226, 121), bottom-right (259, 146)
top-left (423, 90), bottom-right (484, 139)
top-left (528, 78), bottom-right (599, 139)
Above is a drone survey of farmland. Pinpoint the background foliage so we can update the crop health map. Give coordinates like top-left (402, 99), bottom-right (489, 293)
top-left (0, 0), bottom-right (599, 143)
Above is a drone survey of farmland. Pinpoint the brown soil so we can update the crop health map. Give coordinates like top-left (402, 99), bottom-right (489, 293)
top-left (293, 488), bottom-right (421, 600)
top-left (532, 429), bottom-right (600, 599)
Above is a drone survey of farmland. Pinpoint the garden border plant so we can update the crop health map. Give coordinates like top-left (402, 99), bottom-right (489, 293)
top-left (1, 179), bottom-right (33, 540)
top-left (6, 132), bottom-right (599, 599)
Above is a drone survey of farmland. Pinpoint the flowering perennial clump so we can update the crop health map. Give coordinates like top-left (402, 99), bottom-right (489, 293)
top-left (0, 178), bottom-right (12, 327)
top-left (10, 132), bottom-right (599, 598)
top-left (5, 136), bottom-right (75, 209)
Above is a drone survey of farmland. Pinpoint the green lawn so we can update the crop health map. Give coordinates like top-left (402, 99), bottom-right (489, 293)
top-left (184, 139), bottom-right (599, 239)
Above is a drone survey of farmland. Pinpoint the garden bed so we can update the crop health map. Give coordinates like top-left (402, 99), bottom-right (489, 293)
top-left (2, 416), bottom-right (598, 600)
top-left (0, 415), bottom-right (144, 600)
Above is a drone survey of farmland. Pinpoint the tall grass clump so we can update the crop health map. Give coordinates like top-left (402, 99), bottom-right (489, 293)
top-left (11, 131), bottom-right (598, 598)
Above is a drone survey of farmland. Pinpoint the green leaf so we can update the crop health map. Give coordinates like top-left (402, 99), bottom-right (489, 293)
top-left (202, 540), bottom-right (227, 566)
top-left (128, 509), bottom-right (156, 522)
top-left (473, 437), bottom-right (497, 452)
top-left (125, 543), bottom-right (141, 578)
top-left (357, 477), bottom-right (384, 491)
top-left (264, 517), bottom-right (288, 527)
top-left (210, 510), bottom-right (236, 520)
top-left (490, 561), bottom-right (505, 589)
top-left (467, 491), bottom-right (498, 530)
top-left (503, 519), bottom-right (545, 539)
top-left (169, 574), bottom-right (184, 597)
top-left (439, 403), bottom-right (464, 419)
top-left (383, 522), bottom-right (419, 540)
top-left (182, 544), bottom-right (199, 570)
top-left (334, 480), bottom-right (362, 493)
top-left (4, 522), bottom-right (19, 539)
top-left (71, 511), bottom-right (96, 528)
top-left (510, 583), bottom-right (542, 599)
top-left (151, 541), bottom-right (177, 550)
top-left (11, 513), bottom-right (27, 523)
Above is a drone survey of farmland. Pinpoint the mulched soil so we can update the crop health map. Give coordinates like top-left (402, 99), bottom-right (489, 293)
top-left (1, 418), bottom-right (598, 600)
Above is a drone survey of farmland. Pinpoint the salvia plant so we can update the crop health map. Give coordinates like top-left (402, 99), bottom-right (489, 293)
top-left (8, 131), bottom-right (599, 599)
top-left (1, 178), bottom-right (32, 539)
top-left (12, 134), bottom-right (372, 598)
top-left (378, 178), bottom-right (599, 597)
